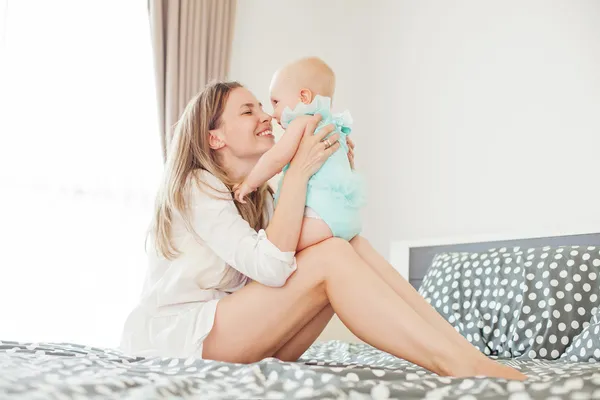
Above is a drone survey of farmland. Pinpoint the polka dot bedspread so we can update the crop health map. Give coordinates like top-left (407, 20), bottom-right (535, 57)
top-left (1, 340), bottom-right (599, 399)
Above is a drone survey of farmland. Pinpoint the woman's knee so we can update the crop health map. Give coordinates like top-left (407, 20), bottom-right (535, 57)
top-left (298, 237), bottom-right (351, 263)
top-left (295, 237), bottom-right (355, 277)
top-left (316, 237), bottom-right (353, 253)
top-left (349, 235), bottom-right (372, 251)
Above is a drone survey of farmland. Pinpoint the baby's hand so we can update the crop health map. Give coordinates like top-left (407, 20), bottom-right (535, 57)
top-left (233, 181), bottom-right (256, 204)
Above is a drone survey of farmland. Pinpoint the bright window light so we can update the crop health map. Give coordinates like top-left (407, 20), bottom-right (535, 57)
top-left (0, 0), bottom-right (162, 348)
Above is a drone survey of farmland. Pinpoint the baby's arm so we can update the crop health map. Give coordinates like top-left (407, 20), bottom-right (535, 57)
top-left (234, 116), bottom-right (312, 203)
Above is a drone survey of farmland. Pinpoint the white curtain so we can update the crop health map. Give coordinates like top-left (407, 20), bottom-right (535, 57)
top-left (148, 0), bottom-right (236, 159)
top-left (0, 1), bottom-right (162, 348)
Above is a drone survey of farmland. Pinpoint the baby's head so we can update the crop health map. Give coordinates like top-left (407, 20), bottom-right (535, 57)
top-left (269, 57), bottom-right (335, 124)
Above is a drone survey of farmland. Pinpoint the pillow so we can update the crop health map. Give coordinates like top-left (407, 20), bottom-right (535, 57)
top-left (419, 249), bottom-right (521, 355)
top-left (419, 245), bottom-right (600, 359)
top-left (561, 308), bottom-right (600, 362)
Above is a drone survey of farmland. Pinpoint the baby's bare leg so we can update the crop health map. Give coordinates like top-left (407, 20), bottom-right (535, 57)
top-left (297, 217), bottom-right (333, 252)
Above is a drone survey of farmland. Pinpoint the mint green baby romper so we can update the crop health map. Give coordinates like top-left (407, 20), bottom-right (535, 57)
top-left (274, 95), bottom-right (364, 241)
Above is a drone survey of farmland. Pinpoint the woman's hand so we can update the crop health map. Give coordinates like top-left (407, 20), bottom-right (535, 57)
top-left (288, 114), bottom-right (340, 179)
top-left (347, 136), bottom-right (355, 170)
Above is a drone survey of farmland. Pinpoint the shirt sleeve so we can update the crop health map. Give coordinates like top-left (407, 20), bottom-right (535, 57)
top-left (185, 171), bottom-right (296, 287)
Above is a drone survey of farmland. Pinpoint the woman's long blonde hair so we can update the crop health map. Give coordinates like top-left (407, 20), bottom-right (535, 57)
top-left (153, 81), bottom-right (273, 259)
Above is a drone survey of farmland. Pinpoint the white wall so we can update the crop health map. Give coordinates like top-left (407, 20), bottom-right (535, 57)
top-left (366, 0), bottom-right (600, 253)
top-left (231, 0), bottom-right (600, 255)
top-left (230, 0), bottom-right (600, 339)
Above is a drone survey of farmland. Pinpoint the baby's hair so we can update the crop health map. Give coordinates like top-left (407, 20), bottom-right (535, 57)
top-left (288, 56), bottom-right (336, 98)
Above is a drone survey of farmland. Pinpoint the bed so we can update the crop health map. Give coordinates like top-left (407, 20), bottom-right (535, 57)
top-left (2, 340), bottom-right (600, 399)
top-left (2, 232), bottom-right (600, 399)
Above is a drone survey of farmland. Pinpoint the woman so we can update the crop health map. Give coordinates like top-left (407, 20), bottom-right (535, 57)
top-left (120, 81), bottom-right (525, 380)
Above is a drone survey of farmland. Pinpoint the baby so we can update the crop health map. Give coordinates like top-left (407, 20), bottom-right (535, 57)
top-left (234, 57), bottom-right (364, 250)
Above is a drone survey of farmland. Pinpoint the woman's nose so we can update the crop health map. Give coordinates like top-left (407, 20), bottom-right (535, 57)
top-left (260, 111), bottom-right (272, 123)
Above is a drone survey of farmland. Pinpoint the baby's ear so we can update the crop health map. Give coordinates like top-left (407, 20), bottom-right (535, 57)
top-left (299, 89), bottom-right (313, 104)
top-left (208, 131), bottom-right (226, 150)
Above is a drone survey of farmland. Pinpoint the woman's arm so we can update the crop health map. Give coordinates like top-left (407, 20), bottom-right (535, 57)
top-left (188, 171), bottom-right (296, 287)
top-left (263, 168), bottom-right (308, 253)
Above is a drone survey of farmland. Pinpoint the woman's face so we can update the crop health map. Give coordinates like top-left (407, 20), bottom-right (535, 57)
top-left (213, 87), bottom-right (275, 161)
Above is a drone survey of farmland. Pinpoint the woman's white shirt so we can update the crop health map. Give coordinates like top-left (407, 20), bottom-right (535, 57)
top-left (120, 170), bottom-right (296, 358)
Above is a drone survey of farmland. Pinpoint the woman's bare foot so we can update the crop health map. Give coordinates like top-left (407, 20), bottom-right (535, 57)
top-left (437, 353), bottom-right (527, 380)
top-left (471, 358), bottom-right (527, 381)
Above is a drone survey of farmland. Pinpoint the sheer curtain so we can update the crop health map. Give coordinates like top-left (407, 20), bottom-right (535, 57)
top-left (0, 1), bottom-right (162, 347)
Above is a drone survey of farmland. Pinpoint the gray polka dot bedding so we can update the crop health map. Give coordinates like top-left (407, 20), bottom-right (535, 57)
top-left (2, 245), bottom-right (599, 399)
top-left (2, 340), bottom-right (600, 399)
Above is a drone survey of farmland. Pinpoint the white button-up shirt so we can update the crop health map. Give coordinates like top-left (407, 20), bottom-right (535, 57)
top-left (120, 170), bottom-right (297, 358)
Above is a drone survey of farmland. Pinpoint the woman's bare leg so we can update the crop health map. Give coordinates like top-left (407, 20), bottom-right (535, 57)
top-left (246, 218), bottom-right (334, 362)
top-left (202, 247), bottom-right (329, 364)
top-left (274, 304), bottom-right (334, 362)
top-left (288, 235), bottom-right (483, 362)
top-left (349, 236), bottom-right (484, 359)
top-left (203, 238), bottom-right (525, 379)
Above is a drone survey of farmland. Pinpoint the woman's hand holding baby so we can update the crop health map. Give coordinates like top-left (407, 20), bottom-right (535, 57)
top-left (288, 114), bottom-right (340, 180)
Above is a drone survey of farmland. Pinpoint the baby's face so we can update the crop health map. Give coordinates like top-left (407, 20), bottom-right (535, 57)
top-left (269, 73), bottom-right (301, 126)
